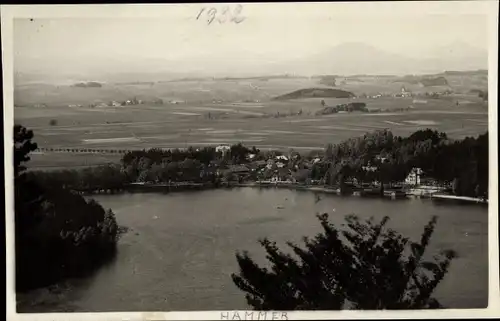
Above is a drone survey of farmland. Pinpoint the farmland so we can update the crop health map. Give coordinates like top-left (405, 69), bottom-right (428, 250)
top-left (14, 73), bottom-right (489, 169)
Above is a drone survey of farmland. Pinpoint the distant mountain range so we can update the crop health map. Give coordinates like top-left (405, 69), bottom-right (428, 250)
top-left (279, 42), bottom-right (488, 76)
top-left (14, 42), bottom-right (488, 84)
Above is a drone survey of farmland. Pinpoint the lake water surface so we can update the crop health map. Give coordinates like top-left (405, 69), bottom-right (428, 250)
top-left (19, 188), bottom-right (488, 311)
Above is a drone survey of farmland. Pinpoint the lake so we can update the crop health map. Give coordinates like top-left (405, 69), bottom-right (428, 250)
top-left (17, 187), bottom-right (488, 311)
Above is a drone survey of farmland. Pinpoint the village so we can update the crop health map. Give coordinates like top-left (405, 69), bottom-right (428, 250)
top-left (32, 123), bottom-right (487, 204)
top-left (207, 144), bottom-right (449, 200)
top-left (114, 142), bottom-right (464, 203)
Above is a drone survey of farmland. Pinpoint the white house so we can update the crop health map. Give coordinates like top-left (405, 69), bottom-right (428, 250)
top-left (375, 155), bottom-right (388, 163)
top-left (362, 165), bottom-right (378, 172)
top-left (276, 155), bottom-right (289, 161)
top-left (216, 145), bottom-right (231, 156)
top-left (405, 168), bottom-right (423, 186)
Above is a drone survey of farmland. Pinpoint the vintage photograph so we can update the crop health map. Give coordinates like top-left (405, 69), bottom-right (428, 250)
top-left (3, 1), bottom-right (497, 318)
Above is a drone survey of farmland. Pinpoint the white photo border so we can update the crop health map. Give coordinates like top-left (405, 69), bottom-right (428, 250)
top-left (2, 2), bottom-right (499, 320)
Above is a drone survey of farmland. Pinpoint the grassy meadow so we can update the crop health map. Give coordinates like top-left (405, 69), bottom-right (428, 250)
top-left (14, 73), bottom-right (489, 169)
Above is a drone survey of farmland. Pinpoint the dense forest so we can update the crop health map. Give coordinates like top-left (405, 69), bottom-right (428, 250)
top-left (14, 125), bottom-right (120, 291)
top-left (317, 129), bottom-right (488, 198)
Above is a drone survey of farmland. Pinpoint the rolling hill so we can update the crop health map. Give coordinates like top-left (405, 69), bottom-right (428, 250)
top-left (273, 88), bottom-right (355, 100)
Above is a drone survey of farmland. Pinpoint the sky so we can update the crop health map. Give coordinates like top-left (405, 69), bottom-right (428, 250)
top-left (12, 4), bottom-right (490, 77)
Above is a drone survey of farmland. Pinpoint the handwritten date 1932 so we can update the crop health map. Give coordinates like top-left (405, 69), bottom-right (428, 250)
top-left (196, 5), bottom-right (245, 25)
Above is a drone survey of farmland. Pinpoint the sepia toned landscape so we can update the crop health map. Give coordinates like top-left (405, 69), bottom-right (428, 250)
top-left (5, 3), bottom-right (495, 317)
top-left (16, 70), bottom-right (488, 170)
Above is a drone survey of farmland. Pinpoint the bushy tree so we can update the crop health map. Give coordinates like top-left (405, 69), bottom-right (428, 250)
top-left (231, 143), bottom-right (251, 164)
top-left (232, 214), bottom-right (456, 310)
top-left (14, 124), bottom-right (120, 291)
top-left (14, 125), bottom-right (38, 177)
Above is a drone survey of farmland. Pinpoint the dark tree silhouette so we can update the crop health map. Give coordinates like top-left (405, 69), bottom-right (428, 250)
top-left (14, 125), bottom-right (120, 292)
top-left (232, 214), bottom-right (456, 310)
top-left (14, 125), bottom-right (38, 177)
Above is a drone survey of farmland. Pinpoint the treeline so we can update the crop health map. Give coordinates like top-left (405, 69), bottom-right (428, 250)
top-left (14, 125), bottom-right (120, 292)
top-left (27, 129), bottom-right (488, 199)
top-left (121, 145), bottom-right (258, 166)
top-left (26, 165), bottom-right (129, 192)
top-left (316, 102), bottom-right (368, 115)
top-left (319, 129), bottom-right (488, 198)
top-left (26, 144), bottom-right (263, 191)
top-left (120, 144), bottom-right (260, 183)
top-left (36, 147), bottom-right (128, 154)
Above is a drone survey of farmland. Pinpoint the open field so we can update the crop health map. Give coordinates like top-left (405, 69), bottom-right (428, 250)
top-left (26, 152), bottom-right (123, 171)
top-left (15, 78), bottom-right (321, 108)
top-left (15, 75), bottom-right (489, 169)
top-left (14, 71), bottom-right (487, 107)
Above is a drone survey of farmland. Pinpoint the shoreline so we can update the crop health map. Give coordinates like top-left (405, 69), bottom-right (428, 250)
top-left (234, 183), bottom-right (488, 204)
top-left (75, 181), bottom-right (488, 205)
